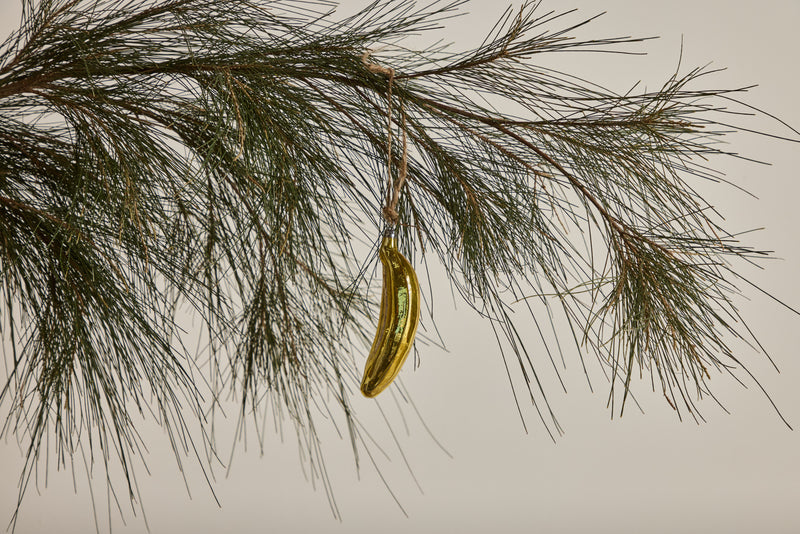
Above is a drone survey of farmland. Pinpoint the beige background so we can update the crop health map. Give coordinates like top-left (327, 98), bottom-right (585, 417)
top-left (1, 1), bottom-right (799, 532)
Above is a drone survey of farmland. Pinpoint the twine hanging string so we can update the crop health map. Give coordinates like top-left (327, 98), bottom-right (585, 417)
top-left (361, 50), bottom-right (408, 227)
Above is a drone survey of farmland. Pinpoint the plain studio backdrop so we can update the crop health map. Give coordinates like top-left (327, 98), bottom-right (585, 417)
top-left (1, 1), bottom-right (798, 533)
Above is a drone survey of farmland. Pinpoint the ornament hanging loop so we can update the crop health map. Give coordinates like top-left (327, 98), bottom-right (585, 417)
top-left (362, 50), bottom-right (408, 228)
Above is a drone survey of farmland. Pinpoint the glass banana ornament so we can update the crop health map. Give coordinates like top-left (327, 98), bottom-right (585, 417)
top-left (360, 227), bottom-right (421, 397)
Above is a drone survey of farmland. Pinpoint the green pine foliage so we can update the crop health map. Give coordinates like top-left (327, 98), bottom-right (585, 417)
top-left (0, 0), bottom-right (796, 527)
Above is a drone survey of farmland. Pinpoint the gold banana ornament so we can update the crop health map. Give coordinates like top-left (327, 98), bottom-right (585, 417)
top-left (360, 227), bottom-right (421, 397)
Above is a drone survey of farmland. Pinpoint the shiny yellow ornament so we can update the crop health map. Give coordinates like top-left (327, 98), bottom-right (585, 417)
top-left (360, 228), bottom-right (421, 397)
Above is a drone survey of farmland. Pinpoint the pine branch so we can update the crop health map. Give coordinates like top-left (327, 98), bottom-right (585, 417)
top-left (0, 0), bottom-right (797, 528)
